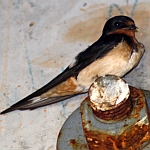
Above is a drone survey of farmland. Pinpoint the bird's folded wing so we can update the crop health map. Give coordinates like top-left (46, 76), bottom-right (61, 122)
top-left (1, 34), bottom-right (125, 114)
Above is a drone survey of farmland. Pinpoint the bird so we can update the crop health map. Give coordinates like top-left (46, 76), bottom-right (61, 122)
top-left (0, 15), bottom-right (145, 114)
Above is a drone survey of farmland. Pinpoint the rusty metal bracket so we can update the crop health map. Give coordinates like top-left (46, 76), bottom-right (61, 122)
top-left (57, 89), bottom-right (150, 150)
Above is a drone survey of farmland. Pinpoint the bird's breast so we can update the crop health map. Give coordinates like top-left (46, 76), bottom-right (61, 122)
top-left (77, 40), bottom-right (144, 88)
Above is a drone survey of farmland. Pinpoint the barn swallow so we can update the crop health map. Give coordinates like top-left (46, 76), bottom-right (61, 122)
top-left (0, 15), bottom-right (145, 114)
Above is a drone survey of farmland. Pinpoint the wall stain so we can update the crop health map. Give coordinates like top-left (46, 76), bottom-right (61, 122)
top-left (63, 2), bottom-right (150, 45)
top-left (31, 53), bottom-right (68, 68)
top-left (63, 4), bottom-right (109, 44)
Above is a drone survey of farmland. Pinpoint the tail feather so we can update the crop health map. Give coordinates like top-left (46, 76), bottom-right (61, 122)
top-left (0, 93), bottom-right (85, 114)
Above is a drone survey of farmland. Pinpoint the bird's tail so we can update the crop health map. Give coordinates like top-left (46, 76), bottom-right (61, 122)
top-left (0, 94), bottom-right (84, 114)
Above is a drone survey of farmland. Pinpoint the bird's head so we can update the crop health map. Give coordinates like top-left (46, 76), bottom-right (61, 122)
top-left (102, 15), bottom-right (138, 37)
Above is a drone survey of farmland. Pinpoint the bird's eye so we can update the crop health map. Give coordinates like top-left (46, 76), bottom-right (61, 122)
top-left (114, 22), bottom-right (120, 28)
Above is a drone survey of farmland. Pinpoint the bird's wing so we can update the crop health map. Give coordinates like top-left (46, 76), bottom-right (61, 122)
top-left (1, 34), bottom-right (129, 114)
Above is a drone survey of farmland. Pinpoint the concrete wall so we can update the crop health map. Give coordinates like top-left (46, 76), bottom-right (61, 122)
top-left (0, 0), bottom-right (150, 149)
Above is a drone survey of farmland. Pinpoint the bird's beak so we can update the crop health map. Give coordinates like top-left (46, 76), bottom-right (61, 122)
top-left (129, 25), bottom-right (138, 32)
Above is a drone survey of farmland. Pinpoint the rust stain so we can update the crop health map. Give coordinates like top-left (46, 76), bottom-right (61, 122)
top-left (0, 119), bottom-right (3, 131)
top-left (83, 124), bottom-right (150, 150)
top-left (41, 59), bottom-right (61, 68)
top-left (62, 4), bottom-right (107, 43)
top-left (43, 108), bottom-right (47, 112)
top-left (0, 126), bottom-right (4, 131)
top-left (69, 138), bottom-right (88, 150)
top-left (79, 8), bottom-right (86, 12)
top-left (129, 87), bottom-right (145, 119)
top-left (92, 97), bottom-right (133, 121)
top-left (108, 137), bottom-right (119, 150)
top-left (64, 7), bottom-right (107, 43)
top-left (31, 53), bottom-right (68, 68)
top-left (71, 103), bottom-right (75, 107)
top-left (17, 85), bottom-right (21, 88)
top-left (70, 139), bottom-right (76, 145)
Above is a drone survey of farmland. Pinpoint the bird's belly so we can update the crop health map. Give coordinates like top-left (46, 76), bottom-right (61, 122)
top-left (77, 57), bottom-right (129, 88)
